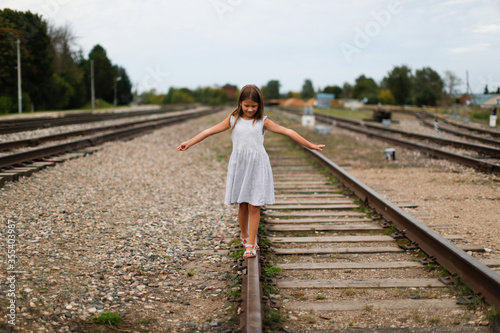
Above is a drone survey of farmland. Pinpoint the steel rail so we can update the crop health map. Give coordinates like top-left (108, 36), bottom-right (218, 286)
top-left (394, 109), bottom-right (500, 145)
top-left (275, 108), bottom-right (500, 174)
top-left (331, 121), bottom-right (500, 175)
top-left (418, 116), bottom-right (500, 147)
top-left (300, 147), bottom-right (500, 307)
top-left (314, 114), bottom-right (500, 157)
top-left (0, 105), bottom-right (192, 134)
top-left (0, 108), bottom-right (210, 152)
top-left (0, 108), bottom-right (220, 170)
top-left (245, 253), bottom-right (262, 333)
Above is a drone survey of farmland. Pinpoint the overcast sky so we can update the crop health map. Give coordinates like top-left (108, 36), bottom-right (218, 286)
top-left (3, 0), bottom-right (500, 95)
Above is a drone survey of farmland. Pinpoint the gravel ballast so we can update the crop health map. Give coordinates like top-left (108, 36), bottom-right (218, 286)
top-left (0, 109), bottom-right (239, 332)
top-left (1, 108), bottom-right (499, 332)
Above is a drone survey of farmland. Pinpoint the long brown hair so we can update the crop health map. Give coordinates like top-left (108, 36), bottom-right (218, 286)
top-left (230, 84), bottom-right (264, 131)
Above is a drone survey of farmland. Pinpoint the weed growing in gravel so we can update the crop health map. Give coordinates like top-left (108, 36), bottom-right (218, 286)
top-left (259, 237), bottom-right (272, 247)
top-left (262, 283), bottom-right (280, 297)
top-left (429, 317), bottom-right (441, 324)
top-left (303, 314), bottom-right (317, 324)
top-left (92, 311), bottom-right (122, 325)
top-left (315, 294), bottom-right (326, 300)
top-left (364, 304), bottom-right (374, 311)
top-left (262, 263), bottom-right (282, 278)
top-left (230, 248), bottom-right (245, 259)
top-left (383, 224), bottom-right (397, 236)
top-left (465, 295), bottom-right (484, 310)
top-left (187, 268), bottom-right (195, 277)
top-left (258, 224), bottom-right (268, 236)
top-left (291, 290), bottom-right (307, 300)
top-left (343, 288), bottom-right (355, 296)
top-left (263, 304), bottom-right (286, 327)
top-left (487, 306), bottom-right (500, 324)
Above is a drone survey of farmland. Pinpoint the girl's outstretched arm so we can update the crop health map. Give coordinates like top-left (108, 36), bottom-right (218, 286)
top-left (177, 115), bottom-right (231, 151)
top-left (264, 118), bottom-right (325, 151)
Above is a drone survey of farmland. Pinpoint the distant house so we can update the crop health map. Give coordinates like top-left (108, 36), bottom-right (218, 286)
top-left (222, 84), bottom-right (237, 100)
top-left (470, 94), bottom-right (500, 108)
top-left (315, 93), bottom-right (335, 108)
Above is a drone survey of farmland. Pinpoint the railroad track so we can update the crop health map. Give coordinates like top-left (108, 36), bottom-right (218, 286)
top-left (0, 105), bottom-right (192, 134)
top-left (0, 107), bottom-right (221, 187)
top-left (240, 127), bottom-right (500, 332)
top-left (278, 107), bottom-right (500, 175)
top-left (394, 109), bottom-right (500, 140)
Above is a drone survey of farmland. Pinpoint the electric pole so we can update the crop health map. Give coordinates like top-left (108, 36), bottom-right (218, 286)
top-left (17, 39), bottom-right (22, 113)
top-left (90, 60), bottom-right (95, 109)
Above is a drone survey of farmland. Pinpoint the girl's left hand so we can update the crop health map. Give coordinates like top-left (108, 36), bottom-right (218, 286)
top-left (311, 144), bottom-right (325, 151)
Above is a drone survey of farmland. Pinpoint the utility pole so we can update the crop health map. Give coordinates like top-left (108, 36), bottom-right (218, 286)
top-left (90, 60), bottom-right (95, 109)
top-left (113, 77), bottom-right (122, 107)
top-left (16, 39), bottom-right (22, 113)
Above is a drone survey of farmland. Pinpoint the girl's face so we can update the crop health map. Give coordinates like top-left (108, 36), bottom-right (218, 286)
top-left (240, 99), bottom-right (259, 119)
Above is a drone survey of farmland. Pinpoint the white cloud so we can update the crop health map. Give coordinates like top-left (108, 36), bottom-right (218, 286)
top-left (450, 43), bottom-right (490, 54)
top-left (473, 24), bottom-right (500, 34)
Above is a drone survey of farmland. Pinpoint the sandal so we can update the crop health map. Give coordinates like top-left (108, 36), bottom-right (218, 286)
top-left (240, 236), bottom-right (260, 251)
top-left (243, 244), bottom-right (257, 259)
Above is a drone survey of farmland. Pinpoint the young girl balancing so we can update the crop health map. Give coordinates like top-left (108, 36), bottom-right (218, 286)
top-left (177, 84), bottom-right (325, 259)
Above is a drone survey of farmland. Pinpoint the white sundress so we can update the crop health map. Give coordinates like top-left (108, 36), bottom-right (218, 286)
top-left (224, 115), bottom-right (275, 206)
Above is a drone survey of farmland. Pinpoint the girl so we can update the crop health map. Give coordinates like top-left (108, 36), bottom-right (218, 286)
top-left (177, 85), bottom-right (325, 258)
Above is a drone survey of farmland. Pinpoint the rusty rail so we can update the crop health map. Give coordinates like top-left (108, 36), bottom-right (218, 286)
top-left (277, 108), bottom-right (500, 175)
top-left (0, 107), bottom-right (221, 170)
top-left (300, 147), bottom-right (500, 307)
top-left (244, 253), bottom-right (262, 333)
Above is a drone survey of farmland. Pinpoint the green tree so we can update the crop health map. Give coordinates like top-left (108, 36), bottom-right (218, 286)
top-left (48, 23), bottom-right (86, 109)
top-left (88, 44), bottom-right (115, 103)
top-left (352, 75), bottom-right (378, 103)
top-left (301, 79), bottom-right (314, 100)
top-left (114, 66), bottom-right (133, 105)
top-left (342, 82), bottom-right (353, 98)
top-left (377, 89), bottom-right (396, 105)
top-left (0, 9), bottom-right (53, 111)
top-left (443, 70), bottom-right (463, 96)
top-left (413, 67), bottom-right (444, 106)
top-left (323, 85), bottom-right (342, 98)
top-left (385, 65), bottom-right (413, 106)
top-left (262, 80), bottom-right (280, 99)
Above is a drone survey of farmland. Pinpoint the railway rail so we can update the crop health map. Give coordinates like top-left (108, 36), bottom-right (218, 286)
top-left (278, 107), bottom-right (500, 175)
top-left (0, 107), bottom-right (221, 186)
top-left (0, 105), bottom-right (191, 134)
top-left (240, 116), bottom-right (500, 331)
top-left (394, 109), bottom-right (500, 140)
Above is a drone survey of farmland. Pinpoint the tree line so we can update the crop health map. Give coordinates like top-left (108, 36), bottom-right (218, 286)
top-left (0, 9), bottom-right (133, 113)
top-left (261, 67), bottom-right (466, 107)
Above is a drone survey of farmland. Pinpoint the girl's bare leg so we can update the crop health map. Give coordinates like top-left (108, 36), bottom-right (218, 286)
top-left (247, 204), bottom-right (261, 246)
top-left (238, 203), bottom-right (249, 239)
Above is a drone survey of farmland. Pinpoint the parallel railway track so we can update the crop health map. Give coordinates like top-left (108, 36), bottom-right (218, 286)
top-left (278, 107), bottom-right (500, 175)
top-left (0, 105), bottom-right (191, 134)
top-left (240, 115), bottom-right (500, 332)
top-left (0, 107), bottom-right (221, 185)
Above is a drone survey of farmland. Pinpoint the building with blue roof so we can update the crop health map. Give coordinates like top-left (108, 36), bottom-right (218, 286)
top-left (315, 93), bottom-right (335, 108)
